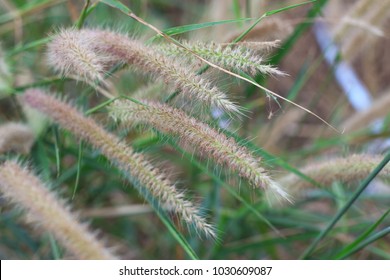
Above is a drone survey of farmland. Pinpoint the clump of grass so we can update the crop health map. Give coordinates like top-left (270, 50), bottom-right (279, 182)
top-left (23, 89), bottom-right (215, 239)
top-left (0, 160), bottom-right (116, 259)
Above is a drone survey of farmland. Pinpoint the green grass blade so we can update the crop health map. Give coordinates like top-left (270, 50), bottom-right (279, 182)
top-left (52, 126), bottom-right (61, 177)
top-left (75, 0), bottom-right (91, 29)
top-left (48, 234), bottom-right (62, 259)
top-left (9, 77), bottom-right (66, 95)
top-left (100, 0), bottom-right (132, 14)
top-left (338, 226), bottom-right (390, 259)
top-left (333, 209), bottom-right (390, 259)
top-left (0, 0), bottom-right (62, 24)
top-left (300, 151), bottom-right (390, 259)
top-left (149, 18), bottom-right (253, 41)
top-left (232, 0), bottom-right (242, 22)
top-left (265, 0), bottom-right (316, 16)
top-left (6, 37), bottom-right (52, 57)
top-left (85, 98), bottom-right (119, 115)
top-left (72, 141), bottom-right (84, 200)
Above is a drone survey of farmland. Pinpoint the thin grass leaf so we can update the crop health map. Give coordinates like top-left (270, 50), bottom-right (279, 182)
top-left (232, 0), bottom-right (242, 23)
top-left (85, 98), bottom-right (119, 115)
top-left (6, 37), bottom-right (52, 57)
top-left (48, 234), bottom-right (62, 259)
top-left (72, 141), bottom-right (83, 200)
top-left (0, 0), bottom-right (64, 24)
top-left (100, 0), bottom-right (132, 14)
top-left (150, 18), bottom-right (254, 40)
top-left (233, 0), bottom-right (316, 43)
top-left (9, 77), bottom-right (66, 96)
top-left (224, 232), bottom-right (319, 253)
top-left (338, 227), bottom-right (390, 260)
top-left (52, 126), bottom-right (61, 177)
top-left (75, 0), bottom-right (91, 29)
top-left (333, 209), bottom-right (390, 259)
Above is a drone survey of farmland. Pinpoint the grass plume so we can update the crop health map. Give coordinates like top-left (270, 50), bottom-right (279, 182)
top-left (278, 154), bottom-right (390, 197)
top-left (0, 160), bottom-right (116, 259)
top-left (109, 99), bottom-right (290, 202)
top-left (158, 40), bottom-right (285, 76)
top-left (0, 122), bottom-right (35, 154)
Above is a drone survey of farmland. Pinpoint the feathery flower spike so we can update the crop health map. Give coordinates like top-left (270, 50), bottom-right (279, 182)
top-left (0, 122), bottom-right (35, 154)
top-left (0, 161), bottom-right (116, 259)
top-left (278, 154), bottom-right (390, 197)
top-left (109, 99), bottom-right (290, 202)
top-left (159, 41), bottom-right (285, 76)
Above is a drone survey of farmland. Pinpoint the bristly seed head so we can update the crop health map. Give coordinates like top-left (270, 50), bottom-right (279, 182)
top-left (0, 160), bottom-right (116, 259)
top-left (158, 40), bottom-right (286, 77)
top-left (46, 28), bottom-right (113, 82)
top-left (109, 99), bottom-right (290, 202)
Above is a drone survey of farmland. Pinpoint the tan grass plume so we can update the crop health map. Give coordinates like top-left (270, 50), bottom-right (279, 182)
top-left (0, 160), bottom-right (116, 259)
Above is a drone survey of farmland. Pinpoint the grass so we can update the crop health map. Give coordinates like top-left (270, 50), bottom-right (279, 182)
top-left (0, 0), bottom-right (389, 260)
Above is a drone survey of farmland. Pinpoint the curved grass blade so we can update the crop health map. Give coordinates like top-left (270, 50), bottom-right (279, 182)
top-left (48, 234), bottom-right (62, 259)
top-left (6, 37), bottom-right (52, 57)
top-left (338, 226), bottom-right (390, 260)
top-left (71, 141), bottom-right (84, 200)
top-left (151, 18), bottom-right (254, 41)
top-left (75, 0), bottom-right (96, 29)
top-left (100, 0), bottom-right (132, 14)
top-left (333, 209), bottom-right (390, 259)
